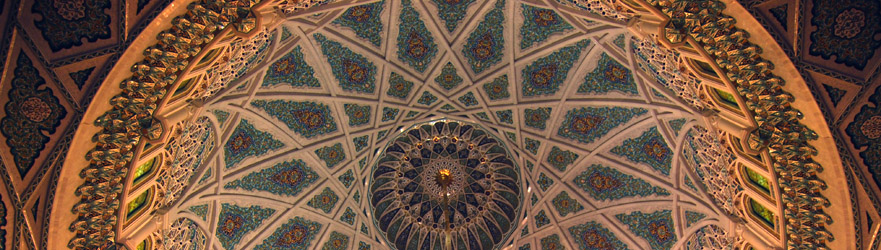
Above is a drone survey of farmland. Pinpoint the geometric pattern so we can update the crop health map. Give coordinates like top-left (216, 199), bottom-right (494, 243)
top-left (387, 72), bottom-right (415, 99)
top-left (520, 4), bottom-right (574, 49)
top-left (314, 33), bottom-right (377, 93)
top-left (0, 53), bottom-right (67, 175)
top-left (611, 127), bottom-right (673, 175)
top-left (462, 0), bottom-right (505, 74)
top-left (322, 231), bottom-right (350, 250)
top-left (539, 234), bottom-right (564, 250)
top-left (216, 204), bottom-right (276, 250)
top-left (435, 62), bottom-right (463, 91)
top-left (255, 217), bottom-right (322, 250)
top-left (551, 191), bottom-right (583, 216)
top-left (521, 40), bottom-right (590, 97)
top-left (573, 164), bottom-right (670, 201)
top-left (546, 146), bottom-right (578, 171)
top-left (397, 0), bottom-right (438, 72)
top-left (616, 210), bottom-right (677, 250)
top-left (568, 221), bottom-right (629, 250)
top-left (685, 210), bottom-right (706, 228)
top-left (332, 1), bottom-right (385, 47)
top-left (315, 143), bottom-right (346, 169)
top-left (224, 119), bottom-right (285, 169)
top-left (32, 0), bottom-right (112, 51)
top-left (251, 100), bottom-right (338, 139)
top-left (262, 46), bottom-right (320, 88)
top-left (524, 107), bottom-right (552, 130)
top-left (558, 106), bottom-right (648, 144)
top-left (344, 104), bottom-right (371, 126)
top-left (808, 0), bottom-right (881, 70)
top-left (430, 0), bottom-right (477, 32)
top-left (163, 2), bottom-right (739, 250)
top-left (483, 74), bottom-right (511, 100)
top-left (578, 53), bottom-right (637, 95)
top-left (224, 159), bottom-right (319, 197)
top-left (307, 187), bottom-right (340, 214)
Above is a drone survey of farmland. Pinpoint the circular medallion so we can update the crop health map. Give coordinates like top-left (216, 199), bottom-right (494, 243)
top-left (370, 120), bottom-right (521, 250)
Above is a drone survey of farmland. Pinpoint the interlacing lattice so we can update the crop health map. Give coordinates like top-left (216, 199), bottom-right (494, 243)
top-left (158, 117), bottom-right (215, 208)
top-left (276, 0), bottom-right (337, 15)
top-left (633, 37), bottom-right (711, 111)
top-left (554, 0), bottom-right (632, 21)
top-left (163, 218), bottom-right (207, 250)
top-left (684, 225), bottom-right (733, 250)
top-left (684, 125), bottom-right (738, 214)
top-left (197, 29), bottom-right (272, 99)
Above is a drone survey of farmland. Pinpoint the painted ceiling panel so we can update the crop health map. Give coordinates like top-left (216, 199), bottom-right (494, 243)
top-left (167, 1), bottom-right (726, 249)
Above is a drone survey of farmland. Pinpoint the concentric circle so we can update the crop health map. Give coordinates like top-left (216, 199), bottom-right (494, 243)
top-left (370, 120), bottom-right (522, 250)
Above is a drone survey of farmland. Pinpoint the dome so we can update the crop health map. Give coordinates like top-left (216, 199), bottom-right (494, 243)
top-left (159, 1), bottom-right (730, 249)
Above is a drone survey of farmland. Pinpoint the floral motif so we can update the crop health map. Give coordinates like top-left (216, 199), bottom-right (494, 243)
top-left (224, 159), bottom-right (319, 197)
top-left (558, 106), bottom-right (647, 144)
top-left (521, 40), bottom-right (590, 97)
top-left (496, 110), bottom-right (513, 124)
top-left (809, 0), bottom-right (881, 69)
top-left (353, 135), bottom-right (369, 152)
top-left (315, 143), bottom-right (346, 168)
top-left (251, 100), bottom-right (338, 139)
top-left (540, 234), bottom-right (564, 250)
top-left (344, 104), bottom-right (371, 126)
top-left (537, 172), bottom-right (554, 191)
top-left (685, 210), bottom-right (706, 228)
top-left (381, 107), bottom-right (400, 122)
top-left (520, 4), bottom-right (574, 49)
top-left (611, 127), bottom-right (673, 175)
top-left (223, 119), bottom-right (284, 169)
top-left (535, 210), bottom-right (550, 228)
top-left (33, 0), bottom-right (112, 51)
top-left (568, 221), bottom-right (629, 250)
top-left (216, 204), bottom-right (275, 250)
top-left (398, 0), bottom-right (438, 72)
top-left (307, 187), bottom-right (340, 214)
top-left (573, 164), bottom-right (670, 201)
top-left (845, 86), bottom-right (881, 186)
top-left (547, 146), bottom-right (578, 171)
top-left (551, 191), bottom-right (583, 216)
top-left (338, 169), bottom-right (355, 188)
top-left (463, 0), bottom-right (505, 73)
top-left (616, 210), bottom-right (677, 250)
top-left (524, 107), bottom-right (552, 130)
top-left (314, 33), bottom-right (377, 93)
top-left (578, 53), bottom-right (638, 95)
top-left (188, 204), bottom-right (210, 221)
top-left (430, 0), bottom-right (477, 32)
top-left (340, 207), bottom-right (356, 225)
top-left (524, 137), bottom-right (540, 154)
top-left (322, 231), bottom-right (350, 250)
top-left (668, 118), bottom-right (687, 135)
top-left (255, 217), bottom-right (322, 250)
top-left (0, 53), bottom-right (67, 175)
top-left (483, 74), bottom-right (510, 100)
top-left (435, 62), bottom-right (463, 91)
top-left (387, 72), bottom-right (414, 99)
top-left (263, 46), bottom-right (321, 88)
top-left (417, 91), bottom-right (438, 106)
top-left (332, 1), bottom-right (385, 47)
top-left (458, 92), bottom-right (479, 107)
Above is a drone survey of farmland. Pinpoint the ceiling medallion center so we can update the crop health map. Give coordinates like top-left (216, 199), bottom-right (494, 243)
top-left (370, 120), bottom-right (522, 250)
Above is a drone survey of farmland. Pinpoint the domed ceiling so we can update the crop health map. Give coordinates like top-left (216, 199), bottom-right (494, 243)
top-left (167, 0), bottom-right (729, 249)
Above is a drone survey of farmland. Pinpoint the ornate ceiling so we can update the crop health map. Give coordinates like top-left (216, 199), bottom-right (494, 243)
top-left (164, 1), bottom-right (729, 249)
top-left (0, 0), bottom-right (877, 249)
top-left (738, 0), bottom-right (881, 248)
